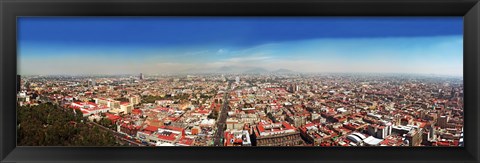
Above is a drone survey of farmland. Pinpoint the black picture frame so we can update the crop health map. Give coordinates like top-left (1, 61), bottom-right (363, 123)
top-left (1, 0), bottom-right (479, 162)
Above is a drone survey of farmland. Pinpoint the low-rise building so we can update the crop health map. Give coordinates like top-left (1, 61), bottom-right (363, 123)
top-left (224, 130), bottom-right (252, 146)
top-left (252, 121), bottom-right (303, 146)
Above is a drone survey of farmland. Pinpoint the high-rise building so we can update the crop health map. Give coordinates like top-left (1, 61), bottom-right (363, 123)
top-left (88, 79), bottom-right (92, 87)
top-left (129, 95), bottom-right (141, 105)
top-left (120, 102), bottom-right (133, 114)
top-left (405, 128), bottom-right (423, 146)
top-left (367, 124), bottom-right (389, 139)
top-left (235, 76), bottom-right (240, 84)
top-left (428, 124), bottom-right (436, 140)
top-left (87, 79), bottom-right (96, 87)
top-left (139, 73), bottom-right (144, 80)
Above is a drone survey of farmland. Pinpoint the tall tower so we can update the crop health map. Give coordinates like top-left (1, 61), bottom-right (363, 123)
top-left (139, 73), bottom-right (144, 80)
top-left (88, 79), bottom-right (93, 88)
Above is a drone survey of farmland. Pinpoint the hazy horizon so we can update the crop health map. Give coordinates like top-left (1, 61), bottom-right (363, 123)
top-left (18, 17), bottom-right (463, 76)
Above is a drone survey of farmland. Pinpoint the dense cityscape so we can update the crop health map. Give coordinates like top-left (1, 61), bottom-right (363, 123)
top-left (17, 72), bottom-right (464, 147)
top-left (16, 16), bottom-right (463, 147)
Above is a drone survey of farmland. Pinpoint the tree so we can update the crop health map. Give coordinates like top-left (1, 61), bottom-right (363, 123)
top-left (207, 110), bottom-right (219, 119)
top-left (114, 97), bottom-right (129, 102)
top-left (17, 103), bottom-right (118, 146)
top-left (74, 109), bottom-right (83, 122)
top-left (99, 118), bottom-right (113, 128)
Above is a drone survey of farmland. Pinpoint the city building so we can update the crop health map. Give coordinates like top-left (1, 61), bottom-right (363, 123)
top-left (224, 130), bottom-right (252, 146)
top-left (405, 128), bottom-right (423, 146)
top-left (437, 115), bottom-right (449, 128)
top-left (299, 122), bottom-right (337, 146)
top-left (120, 102), bottom-right (133, 114)
top-left (252, 121), bottom-right (303, 146)
top-left (129, 95), bottom-right (141, 105)
top-left (18, 72), bottom-right (464, 147)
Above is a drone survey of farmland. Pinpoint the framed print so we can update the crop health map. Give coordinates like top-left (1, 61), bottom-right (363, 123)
top-left (1, 0), bottom-right (479, 162)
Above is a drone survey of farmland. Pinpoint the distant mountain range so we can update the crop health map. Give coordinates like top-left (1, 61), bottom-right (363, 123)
top-left (181, 66), bottom-right (295, 74)
top-left (217, 66), bottom-right (294, 74)
top-left (273, 68), bottom-right (294, 73)
top-left (244, 67), bottom-right (269, 73)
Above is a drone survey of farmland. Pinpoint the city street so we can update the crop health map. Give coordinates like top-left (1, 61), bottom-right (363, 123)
top-left (213, 82), bottom-right (231, 146)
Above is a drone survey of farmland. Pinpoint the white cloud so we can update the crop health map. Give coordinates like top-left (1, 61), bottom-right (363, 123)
top-left (217, 49), bottom-right (227, 54)
top-left (18, 36), bottom-right (463, 76)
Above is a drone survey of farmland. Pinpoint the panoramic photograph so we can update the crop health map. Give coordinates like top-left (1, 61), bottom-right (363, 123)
top-left (16, 17), bottom-right (463, 147)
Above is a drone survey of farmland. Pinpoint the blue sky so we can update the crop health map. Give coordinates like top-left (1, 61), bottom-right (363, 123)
top-left (17, 17), bottom-right (463, 76)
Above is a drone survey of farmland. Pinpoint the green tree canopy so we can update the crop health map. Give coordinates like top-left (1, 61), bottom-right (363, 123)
top-left (17, 103), bottom-right (119, 146)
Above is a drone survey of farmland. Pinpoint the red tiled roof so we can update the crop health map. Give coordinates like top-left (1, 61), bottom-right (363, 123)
top-left (105, 113), bottom-right (121, 122)
top-left (195, 109), bottom-right (210, 114)
top-left (161, 126), bottom-right (184, 132)
top-left (132, 109), bottom-right (142, 114)
top-left (144, 125), bottom-right (159, 132)
top-left (257, 124), bottom-right (265, 132)
top-left (178, 137), bottom-right (194, 146)
top-left (282, 121), bottom-right (295, 130)
top-left (157, 133), bottom-right (177, 141)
